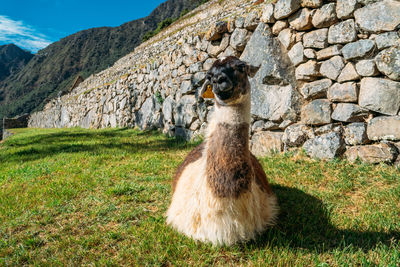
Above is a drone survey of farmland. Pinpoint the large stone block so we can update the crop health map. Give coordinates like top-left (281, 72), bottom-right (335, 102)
top-left (300, 78), bottom-right (332, 100)
top-left (359, 78), bottom-right (400, 115)
top-left (375, 32), bottom-right (400, 50)
top-left (316, 45), bottom-right (342, 60)
top-left (250, 131), bottom-right (283, 157)
top-left (344, 122), bottom-right (369, 145)
top-left (328, 19), bottom-right (357, 44)
top-left (375, 46), bottom-right (400, 81)
top-left (345, 143), bottom-right (397, 164)
top-left (355, 60), bottom-right (379, 77)
top-left (367, 116), bottom-right (400, 141)
top-left (341, 40), bottom-right (375, 60)
top-left (312, 3), bottom-right (337, 28)
top-left (328, 82), bottom-right (358, 102)
top-left (320, 56), bottom-right (345, 81)
top-left (337, 63), bottom-right (360, 83)
top-left (282, 123), bottom-right (314, 147)
top-left (336, 0), bottom-right (358, 19)
top-left (303, 29), bottom-right (328, 49)
top-left (331, 103), bottom-right (368, 122)
top-left (354, 0), bottom-right (400, 32)
top-left (295, 60), bottom-right (320, 81)
top-left (301, 99), bottom-right (331, 125)
top-left (288, 42), bottom-right (305, 66)
top-left (241, 23), bottom-right (300, 122)
top-left (288, 8), bottom-right (313, 30)
top-left (303, 132), bottom-right (345, 160)
top-left (274, 0), bottom-right (301, 19)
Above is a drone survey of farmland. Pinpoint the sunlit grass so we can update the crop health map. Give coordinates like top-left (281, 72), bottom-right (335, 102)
top-left (0, 128), bottom-right (399, 265)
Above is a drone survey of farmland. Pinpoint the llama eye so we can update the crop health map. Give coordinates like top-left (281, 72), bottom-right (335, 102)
top-left (217, 77), bottom-right (227, 84)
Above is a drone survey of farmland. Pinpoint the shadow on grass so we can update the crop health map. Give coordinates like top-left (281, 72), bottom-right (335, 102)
top-left (0, 128), bottom-right (197, 163)
top-left (246, 185), bottom-right (399, 252)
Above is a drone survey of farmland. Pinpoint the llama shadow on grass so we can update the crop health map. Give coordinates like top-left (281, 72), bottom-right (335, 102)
top-left (247, 185), bottom-right (399, 252)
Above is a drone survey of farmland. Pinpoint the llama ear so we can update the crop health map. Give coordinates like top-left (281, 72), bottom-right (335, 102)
top-left (246, 64), bottom-right (260, 78)
top-left (199, 79), bottom-right (214, 99)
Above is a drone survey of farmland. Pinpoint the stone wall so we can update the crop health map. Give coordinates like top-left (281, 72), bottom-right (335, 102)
top-left (2, 114), bottom-right (29, 140)
top-left (29, 0), bottom-right (400, 165)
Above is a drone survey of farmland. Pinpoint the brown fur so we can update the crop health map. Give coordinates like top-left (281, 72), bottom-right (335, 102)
top-left (172, 142), bottom-right (205, 192)
top-left (206, 122), bottom-right (252, 198)
top-left (251, 153), bottom-right (273, 194)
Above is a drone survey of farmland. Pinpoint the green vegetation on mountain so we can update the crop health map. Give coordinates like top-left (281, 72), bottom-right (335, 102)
top-left (0, 0), bottom-right (207, 124)
top-left (0, 44), bottom-right (33, 94)
top-left (0, 128), bottom-right (399, 265)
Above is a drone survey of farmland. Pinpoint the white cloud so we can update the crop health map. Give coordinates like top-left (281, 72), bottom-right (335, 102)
top-left (0, 15), bottom-right (53, 52)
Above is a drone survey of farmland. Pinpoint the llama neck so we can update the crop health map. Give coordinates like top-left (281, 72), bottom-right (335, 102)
top-left (205, 94), bottom-right (252, 198)
top-left (206, 94), bottom-right (251, 140)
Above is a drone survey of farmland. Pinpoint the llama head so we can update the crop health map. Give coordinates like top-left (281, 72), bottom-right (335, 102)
top-left (200, 56), bottom-right (259, 105)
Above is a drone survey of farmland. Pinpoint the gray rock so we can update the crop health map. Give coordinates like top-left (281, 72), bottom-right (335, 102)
top-left (301, 99), bottom-right (332, 125)
top-left (354, 0), bottom-right (400, 32)
top-left (344, 122), bottom-right (369, 145)
top-left (320, 56), bottom-right (345, 81)
top-left (336, 0), bottom-right (358, 19)
top-left (331, 103), bottom-right (369, 122)
top-left (312, 3), bottom-right (338, 28)
top-left (203, 58), bottom-right (217, 71)
top-left (261, 3), bottom-right (276, 23)
top-left (303, 28), bottom-right (328, 49)
top-left (355, 60), bottom-right (379, 77)
top-left (359, 78), bottom-right (400, 115)
top-left (303, 132), bottom-right (345, 160)
top-left (337, 63), bottom-right (360, 83)
top-left (367, 116), bottom-right (400, 141)
top-left (300, 78), bottom-right (332, 99)
top-left (345, 143), bottom-right (397, 164)
top-left (162, 96), bottom-right (175, 123)
top-left (251, 120), bottom-right (280, 132)
top-left (230, 28), bottom-right (250, 52)
top-left (207, 34), bottom-right (230, 57)
top-left (206, 21), bottom-right (228, 41)
top-left (316, 45), bottom-right (342, 60)
top-left (288, 8), bottom-right (313, 30)
top-left (295, 60), bottom-right (320, 81)
top-left (175, 95), bottom-right (197, 128)
top-left (282, 123), bottom-right (314, 147)
top-left (288, 42), bottom-right (305, 66)
top-left (220, 46), bottom-right (240, 58)
top-left (250, 131), bottom-right (283, 157)
top-left (193, 72), bottom-right (206, 87)
top-left (274, 0), bottom-right (302, 20)
top-left (328, 82), bottom-right (358, 102)
top-left (189, 62), bottom-right (203, 74)
top-left (328, 19), bottom-right (357, 44)
top-left (241, 23), bottom-right (300, 122)
top-left (304, 48), bottom-right (316, 59)
top-left (180, 80), bottom-right (194, 95)
top-left (375, 46), bottom-right (400, 81)
top-left (301, 0), bottom-right (322, 8)
top-left (341, 40), bottom-right (375, 60)
top-left (278, 28), bottom-right (296, 50)
top-left (272, 21), bottom-right (288, 35)
top-left (235, 16), bottom-right (245, 28)
top-left (375, 32), bottom-right (400, 50)
top-left (244, 11), bottom-right (259, 30)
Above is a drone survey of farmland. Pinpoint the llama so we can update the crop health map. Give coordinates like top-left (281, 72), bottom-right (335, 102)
top-left (166, 56), bottom-right (278, 246)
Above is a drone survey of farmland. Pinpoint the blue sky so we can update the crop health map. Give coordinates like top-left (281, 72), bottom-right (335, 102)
top-left (0, 0), bottom-right (166, 53)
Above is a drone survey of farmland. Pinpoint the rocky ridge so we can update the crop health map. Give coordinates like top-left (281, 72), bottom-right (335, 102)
top-left (29, 0), bottom-right (400, 165)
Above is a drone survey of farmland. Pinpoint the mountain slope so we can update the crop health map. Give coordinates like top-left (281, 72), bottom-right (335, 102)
top-left (0, 0), bottom-right (206, 121)
top-left (0, 44), bottom-right (33, 84)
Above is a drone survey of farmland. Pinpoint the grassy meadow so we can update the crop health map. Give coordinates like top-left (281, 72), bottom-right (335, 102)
top-left (0, 128), bottom-right (399, 266)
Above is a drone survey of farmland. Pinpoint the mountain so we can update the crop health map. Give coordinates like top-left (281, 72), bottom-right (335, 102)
top-left (0, 44), bottom-right (33, 84)
top-left (0, 0), bottom-right (207, 122)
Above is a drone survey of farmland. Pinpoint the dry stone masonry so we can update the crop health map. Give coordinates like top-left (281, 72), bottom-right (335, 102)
top-left (29, 0), bottom-right (400, 166)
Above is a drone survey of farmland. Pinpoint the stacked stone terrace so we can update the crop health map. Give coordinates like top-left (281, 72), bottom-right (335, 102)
top-left (29, 0), bottom-right (400, 165)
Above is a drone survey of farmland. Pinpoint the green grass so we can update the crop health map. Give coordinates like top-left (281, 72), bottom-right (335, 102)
top-left (0, 128), bottom-right (399, 266)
